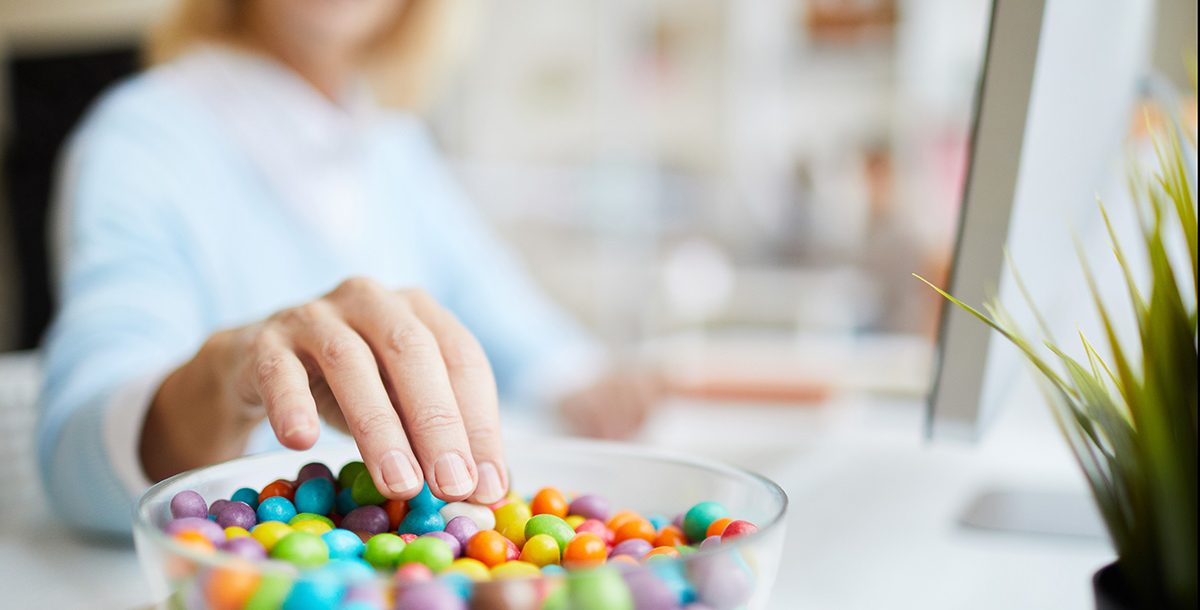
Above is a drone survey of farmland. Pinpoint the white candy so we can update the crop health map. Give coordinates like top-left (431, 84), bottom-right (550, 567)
top-left (439, 501), bottom-right (496, 531)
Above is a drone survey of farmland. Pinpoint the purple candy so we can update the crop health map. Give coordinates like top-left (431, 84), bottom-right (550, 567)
top-left (672, 513), bottom-right (685, 530)
top-left (340, 505), bottom-right (389, 535)
top-left (687, 553), bottom-right (752, 610)
top-left (208, 499), bottom-right (231, 518)
top-left (443, 515), bottom-right (479, 550)
top-left (219, 536), bottom-right (267, 561)
top-left (165, 517), bottom-right (224, 546)
top-left (610, 538), bottom-right (653, 560)
top-left (170, 490), bottom-right (208, 520)
top-left (624, 568), bottom-right (680, 610)
top-left (296, 462), bottom-right (335, 486)
top-left (699, 535), bottom-right (722, 551)
top-left (567, 494), bottom-right (611, 521)
top-left (216, 501), bottom-right (257, 530)
top-left (421, 531), bottom-right (462, 558)
top-left (394, 582), bottom-right (465, 610)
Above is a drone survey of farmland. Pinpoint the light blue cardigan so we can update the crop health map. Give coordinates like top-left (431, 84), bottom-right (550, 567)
top-left (38, 57), bottom-right (589, 536)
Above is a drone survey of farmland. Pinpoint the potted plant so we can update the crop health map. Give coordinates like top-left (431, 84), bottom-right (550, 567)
top-left (918, 110), bottom-right (1197, 609)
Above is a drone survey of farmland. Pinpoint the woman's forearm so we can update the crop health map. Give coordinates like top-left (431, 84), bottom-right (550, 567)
top-left (139, 330), bottom-right (263, 482)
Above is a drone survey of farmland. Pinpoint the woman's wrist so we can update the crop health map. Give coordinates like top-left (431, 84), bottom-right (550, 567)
top-left (139, 329), bottom-right (264, 481)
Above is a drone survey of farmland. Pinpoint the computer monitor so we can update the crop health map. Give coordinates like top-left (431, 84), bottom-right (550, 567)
top-left (927, 0), bottom-right (1154, 441)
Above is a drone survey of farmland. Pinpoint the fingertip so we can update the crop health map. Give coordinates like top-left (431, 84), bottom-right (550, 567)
top-left (378, 449), bottom-right (424, 499)
top-left (471, 460), bottom-right (507, 504)
top-left (429, 452), bottom-right (477, 501)
top-left (277, 412), bottom-right (319, 450)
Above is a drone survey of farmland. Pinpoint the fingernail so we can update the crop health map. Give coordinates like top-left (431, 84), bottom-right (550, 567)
top-left (380, 450), bottom-right (420, 494)
top-left (434, 453), bottom-right (475, 497)
top-left (282, 412), bottom-right (313, 439)
top-left (474, 461), bottom-right (506, 504)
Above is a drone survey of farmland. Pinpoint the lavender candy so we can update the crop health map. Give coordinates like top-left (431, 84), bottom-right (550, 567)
top-left (207, 499), bottom-right (231, 519)
top-left (624, 568), bottom-right (681, 610)
top-left (296, 462), bottom-right (336, 486)
top-left (170, 490), bottom-right (208, 520)
top-left (421, 531), bottom-right (462, 558)
top-left (165, 517), bottom-right (224, 546)
top-left (443, 516), bottom-right (479, 550)
top-left (610, 538), bottom-right (653, 560)
top-left (216, 501), bottom-right (258, 530)
top-left (340, 505), bottom-right (389, 535)
top-left (393, 582), bottom-right (466, 610)
top-left (219, 536), bottom-right (267, 561)
top-left (567, 494), bottom-right (611, 522)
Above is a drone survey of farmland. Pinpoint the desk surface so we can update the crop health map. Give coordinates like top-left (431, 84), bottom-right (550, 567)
top-left (0, 386), bottom-right (1112, 609)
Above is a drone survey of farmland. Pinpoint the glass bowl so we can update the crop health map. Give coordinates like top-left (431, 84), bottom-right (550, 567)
top-left (133, 439), bottom-right (787, 609)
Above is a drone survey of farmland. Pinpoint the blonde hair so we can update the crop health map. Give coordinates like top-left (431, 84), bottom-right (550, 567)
top-left (145, 0), bottom-right (473, 110)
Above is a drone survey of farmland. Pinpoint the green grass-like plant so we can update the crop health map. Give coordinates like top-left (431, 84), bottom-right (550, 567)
top-left (916, 109), bottom-right (1197, 609)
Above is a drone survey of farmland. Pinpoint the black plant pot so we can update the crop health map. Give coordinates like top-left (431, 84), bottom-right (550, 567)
top-left (1093, 561), bottom-right (1136, 610)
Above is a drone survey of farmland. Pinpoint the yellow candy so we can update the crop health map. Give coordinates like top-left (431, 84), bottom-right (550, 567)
top-left (291, 520), bottom-right (332, 536)
top-left (224, 526), bottom-right (251, 540)
top-left (490, 560), bottom-right (541, 580)
top-left (445, 558), bottom-right (492, 582)
top-left (519, 534), bottom-right (561, 567)
top-left (499, 518), bottom-right (529, 547)
top-left (493, 502), bottom-right (531, 533)
top-left (564, 515), bottom-right (585, 529)
top-left (250, 522), bottom-right (293, 551)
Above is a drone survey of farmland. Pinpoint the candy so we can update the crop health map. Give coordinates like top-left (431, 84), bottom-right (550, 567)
top-left (294, 478), bottom-right (335, 516)
top-left (296, 462), bottom-right (335, 486)
top-left (518, 534), bottom-right (561, 567)
top-left (258, 479), bottom-right (295, 504)
top-left (231, 487), bottom-right (260, 510)
top-left (443, 515), bottom-right (479, 550)
top-left (646, 546), bottom-right (681, 561)
top-left (351, 471), bottom-right (387, 506)
top-left (257, 496), bottom-right (298, 524)
top-left (217, 501), bottom-right (257, 530)
top-left (290, 513), bottom-right (335, 528)
top-left (250, 522), bottom-right (293, 551)
top-left (271, 532), bottom-right (329, 568)
top-left (529, 487), bottom-right (569, 518)
top-left (170, 490), bottom-right (208, 520)
top-left (409, 483), bottom-right (448, 514)
top-left (363, 533), bottom-right (406, 569)
top-left (282, 569), bottom-right (344, 610)
top-left (421, 531), bottom-right (462, 559)
top-left (492, 502), bottom-right (531, 535)
top-left (398, 535), bottom-right (454, 572)
top-left (393, 581), bottom-right (465, 610)
top-left (225, 526), bottom-right (251, 540)
top-left (205, 562), bottom-right (260, 610)
top-left (335, 488), bottom-right (358, 516)
top-left (613, 518), bottom-right (656, 545)
top-left (322, 529), bottom-right (365, 560)
top-left (654, 525), bottom-right (687, 548)
top-left (292, 519), bottom-right (333, 537)
top-left (445, 557), bottom-right (491, 582)
top-left (705, 518), bottom-right (732, 539)
top-left (490, 560), bottom-right (541, 580)
top-left (398, 509), bottom-right (446, 536)
top-left (562, 533), bottom-right (607, 568)
top-left (221, 536), bottom-right (268, 561)
top-left (568, 567), bottom-right (634, 610)
top-left (209, 499), bottom-right (231, 520)
top-left (340, 506), bottom-right (389, 536)
top-left (720, 520), bottom-right (757, 541)
top-left (166, 516), bottom-right (225, 546)
top-left (464, 530), bottom-right (508, 567)
top-left (393, 562), bottom-right (433, 586)
top-left (567, 494), bottom-right (610, 522)
top-left (384, 499), bottom-right (408, 530)
top-left (524, 514), bottom-right (575, 552)
top-left (337, 461), bottom-right (368, 490)
top-left (243, 571), bottom-right (292, 610)
top-left (610, 538), bottom-right (653, 560)
top-left (682, 502), bottom-right (728, 544)
top-left (439, 501), bottom-right (495, 531)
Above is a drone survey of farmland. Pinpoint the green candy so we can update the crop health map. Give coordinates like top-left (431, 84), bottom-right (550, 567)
top-left (568, 567), bottom-right (632, 610)
top-left (289, 513), bottom-right (335, 528)
top-left (270, 531), bottom-right (329, 568)
top-left (363, 533), bottom-right (406, 569)
top-left (244, 570), bottom-right (292, 610)
top-left (398, 536), bottom-right (454, 572)
top-left (351, 470), bottom-right (387, 506)
top-left (338, 461), bottom-right (368, 491)
top-left (524, 514), bottom-right (575, 551)
top-left (540, 582), bottom-right (568, 610)
top-left (683, 501), bottom-right (728, 543)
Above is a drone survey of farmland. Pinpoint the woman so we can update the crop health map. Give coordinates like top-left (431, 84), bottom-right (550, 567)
top-left (39, 0), bottom-right (653, 535)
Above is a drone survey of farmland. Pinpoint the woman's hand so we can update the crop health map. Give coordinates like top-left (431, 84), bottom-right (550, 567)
top-left (140, 277), bottom-right (508, 504)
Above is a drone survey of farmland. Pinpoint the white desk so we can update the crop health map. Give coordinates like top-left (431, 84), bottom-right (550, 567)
top-left (0, 374), bottom-right (1112, 609)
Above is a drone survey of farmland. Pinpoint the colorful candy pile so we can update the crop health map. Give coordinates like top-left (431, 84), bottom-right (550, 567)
top-left (160, 460), bottom-right (761, 610)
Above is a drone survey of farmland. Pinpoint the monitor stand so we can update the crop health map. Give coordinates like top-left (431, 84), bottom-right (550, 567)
top-left (959, 487), bottom-right (1108, 539)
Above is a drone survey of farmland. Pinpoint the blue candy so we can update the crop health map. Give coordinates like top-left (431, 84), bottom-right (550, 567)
top-left (231, 487), bottom-right (260, 510)
top-left (322, 528), bottom-right (366, 560)
top-left (335, 488), bottom-right (358, 515)
top-left (323, 558), bottom-right (375, 584)
top-left (409, 483), bottom-right (447, 514)
top-left (295, 477), bottom-right (335, 516)
top-left (398, 509), bottom-right (445, 536)
top-left (257, 496), bottom-right (298, 524)
top-left (648, 514), bottom-right (670, 531)
top-left (281, 569), bottom-right (345, 610)
top-left (439, 571), bottom-right (472, 600)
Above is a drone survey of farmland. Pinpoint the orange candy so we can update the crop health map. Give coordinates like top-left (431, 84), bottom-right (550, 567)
top-left (706, 517), bottom-right (733, 538)
top-left (258, 479), bottom-right (295, 503)
top-left (205, 562), bottom-right (260, 610)
top-left (606, 510), bottom-right (641, 532)
top-left (653, 525), bottom-right (687, 548)
top-left (645, 546), bottom-right (681, 561)
top-left (613, 518), bottom-right (656, 545)
top-left (385, 499), bottom-right (408, 530)
top-left (608, 554), bottom-right (639, 567)
top-left (563, 532), bottom-right (607, 569)
top-left (465, 530), bottom-right (510, 568)
top-left (173, 530), bottom-right (215, 553)
top-left (530, 487), bottom-right (569, 518)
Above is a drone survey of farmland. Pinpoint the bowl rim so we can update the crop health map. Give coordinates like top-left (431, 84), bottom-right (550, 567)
top-left (134, 437), bottom-right (788, 585)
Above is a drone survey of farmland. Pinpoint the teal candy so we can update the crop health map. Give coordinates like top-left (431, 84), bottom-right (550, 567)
top-left (440, 572), bottom-right (472, 599)
top-left (322, 528), bottom-right (365, 560)
top-left (335, 488), bottom-right (358, 515)
top-left (270, 531), bottom-right (329, 568)
top-left (682, 501), bottom-right (728, 543)
top-left (350, 471), bottom-right (387, 506)
top-left (337, 461), bottom-right (367, 491)
top-left (651, 558), bottom-right (697, 604)
top-left (295, 478), bottom-right (335, 516)
top-left (648, 514), bottom-right (669, 531)
top-left (231, 487), bottom-right (260, 510)
top-left (541, 564), bottom-right (567, 576)
top-left (408, 483), bottom-right (447, 513)
top-left (281, 570), bottom-right (344, 610)
top-left (524, 514), bottom-right (576, 551)
top-left (398, 509), bottom-right (445, 536)
top-left (324, 558), bottom-right (376, 584)
top-left (257, 496), bottom-right (298, 524)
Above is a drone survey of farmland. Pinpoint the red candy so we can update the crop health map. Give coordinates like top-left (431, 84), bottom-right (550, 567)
top-left (722, 520), bottom-right (758, 540)
top-left (257, 479), bottom-right (294, 503)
